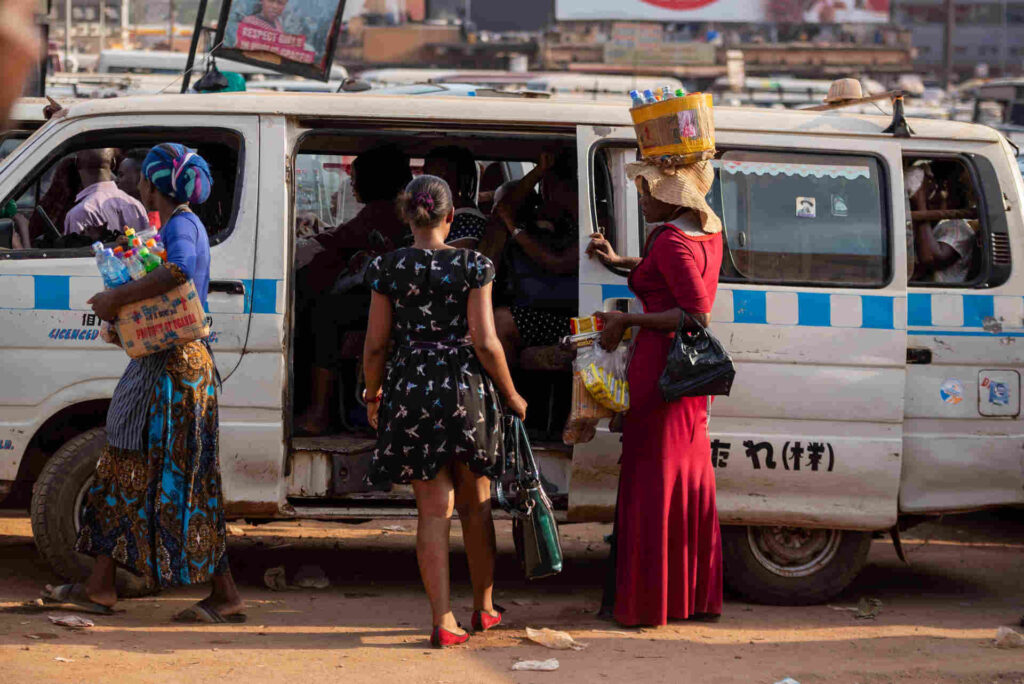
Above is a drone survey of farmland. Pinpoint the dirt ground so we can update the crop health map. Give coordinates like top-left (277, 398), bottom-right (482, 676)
top-left (1, 509), bottom-right (1023, 684)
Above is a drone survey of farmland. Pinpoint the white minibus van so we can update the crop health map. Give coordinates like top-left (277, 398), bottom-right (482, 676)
top-left (0, 93), bottom-right (1020, 603)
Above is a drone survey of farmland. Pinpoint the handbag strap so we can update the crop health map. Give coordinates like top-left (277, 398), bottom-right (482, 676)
top-left (495, 416), bottom-right (533, 516)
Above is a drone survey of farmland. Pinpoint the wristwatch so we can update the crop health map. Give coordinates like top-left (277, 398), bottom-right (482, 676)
top-left (510, 226), bottom-right (524, 241)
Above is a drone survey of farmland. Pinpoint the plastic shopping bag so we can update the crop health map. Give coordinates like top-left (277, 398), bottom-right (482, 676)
top-left (577, 342), bottom-right (630, 413)
top-left (563, 369), bottom-right (614, 445)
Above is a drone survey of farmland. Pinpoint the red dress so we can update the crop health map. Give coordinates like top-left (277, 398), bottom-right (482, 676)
top-left (614, 225), bottom-right (724, 626)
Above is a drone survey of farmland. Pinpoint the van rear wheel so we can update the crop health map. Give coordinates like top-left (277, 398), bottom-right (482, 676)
top-left (722, 525), bottom-right (871, 605)
top-left (30, 428), bottom-right (153, 598)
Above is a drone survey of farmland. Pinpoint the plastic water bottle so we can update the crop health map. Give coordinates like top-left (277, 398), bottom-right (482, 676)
top-left (642, 89), bottom-right (657, 105)
top-left (92, 242), bottom-right (131, 288)
top-left (123, 250), bottom-right (147, 280)
top-left (661, 86), bottom-right (674, 100)
top-left (137, 247), bottom-right (162, 273)
top-left (629, 89), bottom-right (644, 108)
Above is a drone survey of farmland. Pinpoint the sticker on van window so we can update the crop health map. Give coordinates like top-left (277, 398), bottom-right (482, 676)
top-left (939, 378), bottom-right (964, 405)
top-left (796, 197), bottom-right (816, 218)
top-left (831, 194), bottom-right (848, 217)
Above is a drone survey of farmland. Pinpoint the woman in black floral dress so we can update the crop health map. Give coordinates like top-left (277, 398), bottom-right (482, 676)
top-left (363, 174), bottom-right (527, 648)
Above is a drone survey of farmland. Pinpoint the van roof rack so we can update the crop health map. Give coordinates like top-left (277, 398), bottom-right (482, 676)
top-left (805, 90), bottom-right (914, 138)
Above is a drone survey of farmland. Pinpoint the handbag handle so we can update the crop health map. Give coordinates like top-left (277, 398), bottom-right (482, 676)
top-left (496, 416), bottom-right (535, 517)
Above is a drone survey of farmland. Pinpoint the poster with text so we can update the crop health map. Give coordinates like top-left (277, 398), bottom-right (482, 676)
top-left (214, 0), bottom-right (348, 80)
top-left (555, 0), bottom-right (890, 24)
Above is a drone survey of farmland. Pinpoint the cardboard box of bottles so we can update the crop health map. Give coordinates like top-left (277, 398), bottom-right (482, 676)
top-left (115, 280), bottom-right (209, 358)
top-left (630, 92), bottom-right (715, 163)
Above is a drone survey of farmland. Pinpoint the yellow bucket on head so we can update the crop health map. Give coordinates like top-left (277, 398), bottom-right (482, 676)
top-left (630, 92), bottom-right (716, 164)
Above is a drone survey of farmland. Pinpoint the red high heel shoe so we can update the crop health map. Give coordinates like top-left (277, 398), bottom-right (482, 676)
top-left (430, 625), bottom-right (470, 649)
top-left (471, 604), bottom-right (505, 632)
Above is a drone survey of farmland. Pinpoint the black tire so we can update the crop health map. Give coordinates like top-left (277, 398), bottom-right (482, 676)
top-left (30, 428), bottom-right (154, 598)
top-left (722, 525), bottom-right (872, 606)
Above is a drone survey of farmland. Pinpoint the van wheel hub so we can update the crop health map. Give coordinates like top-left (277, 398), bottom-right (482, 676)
top-left (747, 526), bottom-right (842, 578)
top-left (72, 475), bottom-right (94, 535)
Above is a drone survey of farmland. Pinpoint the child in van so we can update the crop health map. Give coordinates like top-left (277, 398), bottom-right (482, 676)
top-left (362, 174), bottom-right (527, 648)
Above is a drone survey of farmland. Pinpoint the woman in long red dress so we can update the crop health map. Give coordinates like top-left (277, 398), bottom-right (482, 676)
top-left (588, 160), bottom-right (724, 626)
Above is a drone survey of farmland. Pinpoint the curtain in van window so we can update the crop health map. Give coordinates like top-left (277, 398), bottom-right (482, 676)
top-left (716, 151), bottom-right (887, 286)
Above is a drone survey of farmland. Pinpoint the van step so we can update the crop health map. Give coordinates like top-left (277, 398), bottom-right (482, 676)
top-left (292, 434), bottom-right (376, 454)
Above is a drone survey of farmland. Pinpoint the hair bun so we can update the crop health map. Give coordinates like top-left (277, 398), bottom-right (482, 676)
top-left (413, 192), bottom-right (435, 211)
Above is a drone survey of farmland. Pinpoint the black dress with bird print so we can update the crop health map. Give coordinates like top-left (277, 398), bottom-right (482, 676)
top-left (365, 247), bottom-right (504, 484)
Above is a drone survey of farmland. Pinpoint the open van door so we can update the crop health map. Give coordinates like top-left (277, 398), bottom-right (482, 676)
top-left (571, 123), bottom-right (642, 522)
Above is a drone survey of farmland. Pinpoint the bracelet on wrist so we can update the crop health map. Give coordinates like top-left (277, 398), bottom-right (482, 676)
top-left (362, 389), bottom-right (382, 404)
top-left (510, 227), bottom-right (524, 241)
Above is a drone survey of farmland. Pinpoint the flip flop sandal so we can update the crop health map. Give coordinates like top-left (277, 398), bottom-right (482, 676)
top-left (172, 601), bottom-right (247, 624)
top-left (39, 583), bottom-right (115, 616)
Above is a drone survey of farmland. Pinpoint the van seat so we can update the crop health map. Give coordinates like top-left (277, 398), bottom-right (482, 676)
top-left (519, 345), bottom-right (574, 372)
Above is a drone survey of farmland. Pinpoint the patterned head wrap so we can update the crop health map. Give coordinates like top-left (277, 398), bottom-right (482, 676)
top-left (142, 143), bottom-right (213, 205)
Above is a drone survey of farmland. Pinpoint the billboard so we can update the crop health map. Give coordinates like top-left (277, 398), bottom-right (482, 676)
top-left (556, 0), bottom-right (891, 23)
top-left (214, 0), bottom-right (348, 81)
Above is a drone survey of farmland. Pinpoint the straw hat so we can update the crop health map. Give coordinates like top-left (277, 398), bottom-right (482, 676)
top-left (824, 78), bottom-right (864, 104)
top-left (626, 160), bottom-right (722, 234)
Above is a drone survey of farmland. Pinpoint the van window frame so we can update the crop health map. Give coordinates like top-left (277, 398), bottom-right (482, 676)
top-left (713, 145), bottom-right (895, 290)
top-left (0, 125), bottom-right (246, 260)
top-left (903, 151), bottom-right (1009, 290)
top-left (587, 139), bottom-right (641, 278)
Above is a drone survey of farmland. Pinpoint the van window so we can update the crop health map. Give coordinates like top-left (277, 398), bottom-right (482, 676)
top-left (590, 144), bottom-right (638, 264)
top-left (904, 155), bottom-right (1008, 288)
top-left (716, 150), bottom-right (888, 287)
top-left (295, 154), bottom-right (360, 235)
top-left (0, 129), bottom-right (242, 258)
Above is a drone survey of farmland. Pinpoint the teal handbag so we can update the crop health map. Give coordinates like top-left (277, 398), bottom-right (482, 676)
top-left (496, 416), bottom-right (564, 579)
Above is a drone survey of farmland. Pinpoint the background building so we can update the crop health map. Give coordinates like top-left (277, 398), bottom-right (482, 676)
top-left (893, 0), bottom-right (1024, 79)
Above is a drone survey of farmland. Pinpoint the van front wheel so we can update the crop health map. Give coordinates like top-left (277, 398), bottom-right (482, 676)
top-left (30, 428), bottom-right (152, 598)
top-left (722, 525), bottom-right (872, 605)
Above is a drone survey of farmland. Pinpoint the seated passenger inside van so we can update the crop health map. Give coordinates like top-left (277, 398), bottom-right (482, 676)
top-left (298, 145), bottom-right (411, 292)
top-left (491, 151), bottom-right (579, 364)
top-left (64, 148), bottom-right (149, 239)
top-left (295, 145), bottom-right (412, 435)
top-left (907, 161), bottom-right (979, 284)
top-left (422, 146), bottom-right (488, 249)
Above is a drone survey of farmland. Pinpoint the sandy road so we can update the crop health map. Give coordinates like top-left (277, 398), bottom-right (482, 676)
top-left (1, 509), bottom-right (1023, 683)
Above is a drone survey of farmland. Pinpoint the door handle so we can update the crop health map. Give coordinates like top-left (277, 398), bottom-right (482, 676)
top-left (907, 348), bottom-right (932, 365)
top-left (209, 280), bottom-right (245, 296)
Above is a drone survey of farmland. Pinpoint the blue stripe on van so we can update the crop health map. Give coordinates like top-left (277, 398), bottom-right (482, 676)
top-left (732, 290), bottom-right (767, 324)
top-left (907, 293), bottom-right (931, 327)
top-left (251, 279), bottom-right (277, 314)
top-left (34, 275), bottom-right (70, 310)
top-left (861, 295), bottom-right (895, 330)
top-left (962, 295), bottom-right (995, 328)
top-left (797, 292), bottom-right (830, 327)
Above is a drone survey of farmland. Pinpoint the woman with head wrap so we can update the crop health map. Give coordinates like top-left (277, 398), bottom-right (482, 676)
top-left (41, 144), bottom-right (245, 624)
top-left (586, 159), bottom-right (724, 627)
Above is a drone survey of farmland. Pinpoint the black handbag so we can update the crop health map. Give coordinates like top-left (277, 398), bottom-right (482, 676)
top-left (658, 310), bottom-right (735, 401)
top-left (495, 416), bottom-right (563, 579)
top-left (641, 224), bottom-right (736, 402)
